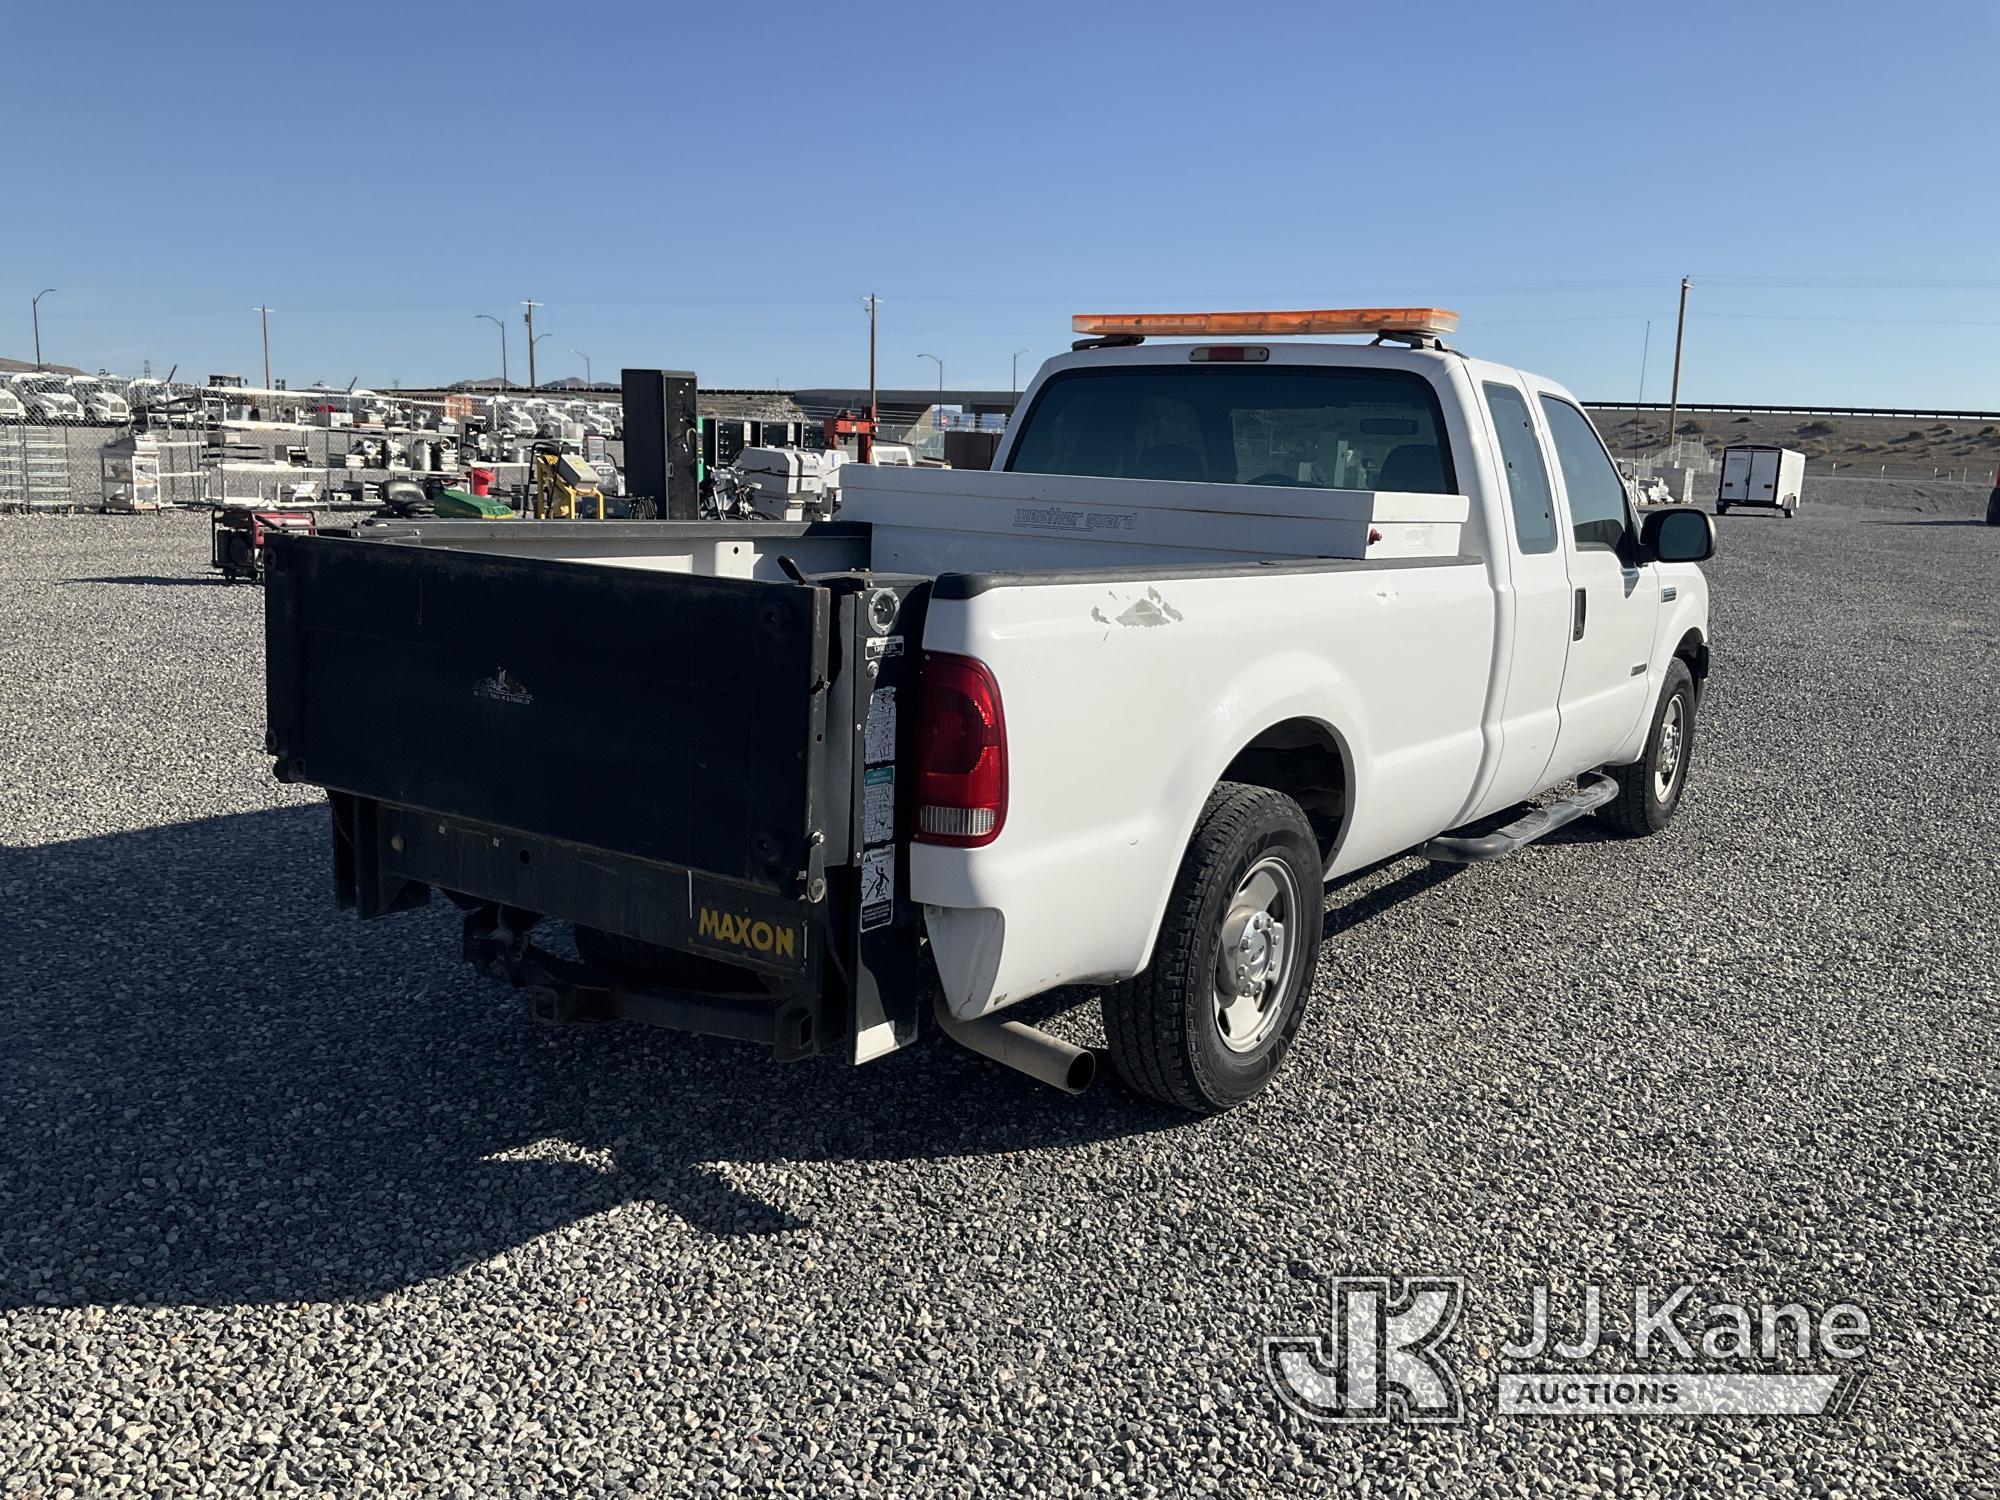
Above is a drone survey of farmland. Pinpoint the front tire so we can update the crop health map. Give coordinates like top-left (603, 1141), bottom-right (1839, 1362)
top-left (1102, 783), bottom-right (1322, 1113)
top-left (1598, 657), bottom-right (1697, 837)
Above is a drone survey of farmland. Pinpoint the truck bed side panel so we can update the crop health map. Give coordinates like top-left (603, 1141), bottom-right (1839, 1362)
top-left (265, 535), bottom-right (830, 893)
top-left (912, 558), bottom-right (1496, 1017)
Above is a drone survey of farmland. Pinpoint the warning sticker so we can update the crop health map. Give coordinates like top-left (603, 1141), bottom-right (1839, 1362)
top-left (863, 766), bottom-right (896, 844)
top-left (864, 687), bottom-right (897, 764)
top-left (860, 847), bottom-right (895, 930)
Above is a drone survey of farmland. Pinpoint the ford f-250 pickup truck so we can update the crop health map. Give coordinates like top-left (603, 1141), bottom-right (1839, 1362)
top-left (263, 306), bottom-right (1714, 1114)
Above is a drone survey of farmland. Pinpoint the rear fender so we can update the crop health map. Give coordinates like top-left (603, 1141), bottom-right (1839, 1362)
top-left (922, 649), bottom-right (1365, 1020)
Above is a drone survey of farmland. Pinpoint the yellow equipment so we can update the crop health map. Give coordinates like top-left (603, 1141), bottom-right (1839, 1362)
top-left (532, 443), bottom-right (606, 520)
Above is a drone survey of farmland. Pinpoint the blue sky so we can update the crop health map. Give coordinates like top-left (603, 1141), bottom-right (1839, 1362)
top-left (3, 0), bottom-right (1995, 405)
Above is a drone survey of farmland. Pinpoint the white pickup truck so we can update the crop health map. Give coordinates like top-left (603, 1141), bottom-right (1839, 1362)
top-left (264, 307), bottom-right (1714, 1113)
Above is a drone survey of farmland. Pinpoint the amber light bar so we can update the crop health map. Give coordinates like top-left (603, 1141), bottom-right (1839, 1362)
top-left (1071, 307), bottom-right (1460, 339)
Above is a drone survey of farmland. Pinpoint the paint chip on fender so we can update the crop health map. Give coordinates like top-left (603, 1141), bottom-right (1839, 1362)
top-left (1092, 587), bottom-right (1184, 629)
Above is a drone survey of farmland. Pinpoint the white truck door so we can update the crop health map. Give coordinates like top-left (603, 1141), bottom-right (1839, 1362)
top-left (1476, 379), bottom-right (1573, 806)
top-left (1536, 394), bottom-right (1660, 778)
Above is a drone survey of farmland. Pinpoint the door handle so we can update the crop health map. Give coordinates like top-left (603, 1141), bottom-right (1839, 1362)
top-left (1572, 587), bottom-right (1587, 641)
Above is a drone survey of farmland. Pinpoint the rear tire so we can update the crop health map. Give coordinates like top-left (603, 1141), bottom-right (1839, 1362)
top-left (1598, 658), bottom-right (1697, 838)
top-left (1102, 783), bottom-right (1322, 1114)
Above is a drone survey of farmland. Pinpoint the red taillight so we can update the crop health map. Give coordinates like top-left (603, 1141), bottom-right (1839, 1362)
top-left (915, 652), bottom-right (1007, 847)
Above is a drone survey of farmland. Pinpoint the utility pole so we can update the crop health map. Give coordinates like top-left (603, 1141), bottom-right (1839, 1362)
top-left (1666, 276), bottom-right (1691, 448)
top-left (476, 314), bottom-right (508, 391)
top-left (254, 305), bottom-right (273, 390)
top-left (31, 288), bottom-right (54, 370)
top-left (1634, 320), bottom-right (1651, 463)
top-left (863, 294), bottom-right (878, 430)
top-left (1012, 349), bottom-right (1029, 394)
top-left (521, 300), bottom-right (542, 390)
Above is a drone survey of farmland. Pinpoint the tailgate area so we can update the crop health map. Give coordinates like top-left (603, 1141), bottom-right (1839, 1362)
top-left (265, 533), bottom-right (935, 1063)
top-left (265, 535), bottom-right (832, 893)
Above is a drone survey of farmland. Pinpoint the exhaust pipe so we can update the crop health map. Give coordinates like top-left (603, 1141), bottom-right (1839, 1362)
top-left (933, 995), bottom-right (1096, 1094)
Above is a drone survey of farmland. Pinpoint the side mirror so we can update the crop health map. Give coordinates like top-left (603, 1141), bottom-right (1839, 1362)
top-left (1640, 506), bottom-right (1715, 564)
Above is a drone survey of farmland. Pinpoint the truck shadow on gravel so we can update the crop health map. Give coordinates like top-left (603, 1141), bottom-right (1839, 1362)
top-left (0, 806), bottom-right (1192, 1310)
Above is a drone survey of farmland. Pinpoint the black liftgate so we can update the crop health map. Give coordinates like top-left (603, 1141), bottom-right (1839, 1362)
top-left (263, 533), bottom-right (933, 1062)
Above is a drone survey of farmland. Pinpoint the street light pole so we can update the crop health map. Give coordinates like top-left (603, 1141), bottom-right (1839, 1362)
top-left (1012, 349), bottom-right (1029, 394)
top-left (918, 352), bottom-right (942, 397)
top-left (521, 300), bottom-right (542, 390)
top-left (572, 349), bottom-right (591, 387)
top-left (253, 305), bottom-right (273, 390)
top-left (476, 314), bottom-right (508, 391)
top-left (31, 288), bottom-right (55, 370)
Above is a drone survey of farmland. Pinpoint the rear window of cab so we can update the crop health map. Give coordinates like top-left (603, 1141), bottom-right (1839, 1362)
top-left (1005, 365), bottom-right (1457, 494)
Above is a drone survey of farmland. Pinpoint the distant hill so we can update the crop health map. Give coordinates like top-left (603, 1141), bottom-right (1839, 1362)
top-left (1590, 406), bottom-right (2000, 483)
top-left (0, 355), bottom-right (86, 376)
top-left (445, 375), bottom-right (597, 392)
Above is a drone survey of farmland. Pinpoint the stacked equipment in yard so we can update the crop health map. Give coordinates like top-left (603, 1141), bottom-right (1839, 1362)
top-left (98, 434), bottom-right (166, 512)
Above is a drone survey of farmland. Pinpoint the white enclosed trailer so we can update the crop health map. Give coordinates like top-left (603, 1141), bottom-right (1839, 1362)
top-left (1717, 445), bottom-right (1804, 518)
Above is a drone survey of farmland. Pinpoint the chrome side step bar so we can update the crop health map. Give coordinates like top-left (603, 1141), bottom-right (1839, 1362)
top-left (1419, 776), bottom-right (1620, 865)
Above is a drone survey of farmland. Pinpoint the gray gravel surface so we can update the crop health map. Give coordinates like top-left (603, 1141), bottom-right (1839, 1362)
top-left (2, 486), bottom-right (1995, 1498)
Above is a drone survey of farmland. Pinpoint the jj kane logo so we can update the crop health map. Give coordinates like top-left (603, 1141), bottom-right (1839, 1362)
top-left (1266, 1276), bottom-right (1867, 1423)
top-left (1264, 1276), bottom-right (1466, 1424)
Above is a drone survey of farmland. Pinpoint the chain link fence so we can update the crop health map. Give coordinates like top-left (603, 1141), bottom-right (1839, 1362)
top-left (0, 384), bottom-right (630, 514)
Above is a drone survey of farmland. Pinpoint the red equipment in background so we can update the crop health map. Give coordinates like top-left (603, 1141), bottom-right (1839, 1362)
top-left (211, 506), bottom-right (316, 584)
top-left (823, 410), bottom-right (877, 464)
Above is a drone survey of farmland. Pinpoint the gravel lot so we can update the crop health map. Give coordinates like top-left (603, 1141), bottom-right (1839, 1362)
top-left (3, 484), bottom-right (1995, 1498)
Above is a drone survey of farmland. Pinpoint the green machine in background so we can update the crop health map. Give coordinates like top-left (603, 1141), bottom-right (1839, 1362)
top-left (432, 487), bottom-right (512, 519)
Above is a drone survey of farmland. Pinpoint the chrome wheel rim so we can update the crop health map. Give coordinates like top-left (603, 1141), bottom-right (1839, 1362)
top-left (1213, 855), bottom-right (1301, 1053)
top-left (1654, 695), bottom-right (1686, 802)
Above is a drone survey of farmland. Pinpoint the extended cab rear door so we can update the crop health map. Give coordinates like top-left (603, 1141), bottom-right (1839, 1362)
top-left (1531, 389), bottom-right (1660, 778)
top-left (1474, 376), bottom-right (1574, 807)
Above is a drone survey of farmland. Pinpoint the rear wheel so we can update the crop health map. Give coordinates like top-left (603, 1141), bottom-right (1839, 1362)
top-left (1102, 783), bottom-right (1322, 1113)
top-left (1598, 657), bottom-right (1697, 837)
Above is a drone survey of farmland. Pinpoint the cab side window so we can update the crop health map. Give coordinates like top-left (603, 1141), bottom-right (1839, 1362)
top-left (1482, 382), bottom-right (1557, 554)
top-left (1538, 397), bottom-right (1631, 552)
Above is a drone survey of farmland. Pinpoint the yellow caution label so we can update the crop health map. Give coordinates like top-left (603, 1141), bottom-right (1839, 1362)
top-left (696, 906), bottom-right (798, 962)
